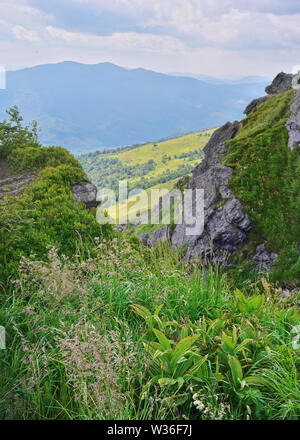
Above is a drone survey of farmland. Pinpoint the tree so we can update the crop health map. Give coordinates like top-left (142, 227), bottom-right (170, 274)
top-left (0, 106), bottom-right (40, 157)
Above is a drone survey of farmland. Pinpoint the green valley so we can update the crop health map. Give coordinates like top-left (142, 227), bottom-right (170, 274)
top-left (78, 129), bottom-right (215, 192)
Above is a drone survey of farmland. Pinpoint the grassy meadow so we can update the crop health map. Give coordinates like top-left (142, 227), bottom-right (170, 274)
top-left (79, 129), bottom-right (215, 223)
top-left (1, 239), bottom-right (299, 420)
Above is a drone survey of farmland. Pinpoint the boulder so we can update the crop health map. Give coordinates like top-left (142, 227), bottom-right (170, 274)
top-left (71, 182), bottom-right (100, 209)
top-left (265, 72), bottom-right (293, 95)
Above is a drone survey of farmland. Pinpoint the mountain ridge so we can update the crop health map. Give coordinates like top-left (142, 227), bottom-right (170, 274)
top-left (0, 61), bottom-right (268, 153)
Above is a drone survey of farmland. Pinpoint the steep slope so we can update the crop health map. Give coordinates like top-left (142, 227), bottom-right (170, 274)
top-left (0, 62), bottom-right (268, 152)
top-left (152, 73), bottom-right (300, 284)
top-left (0, 109), bottom-right (108, 285)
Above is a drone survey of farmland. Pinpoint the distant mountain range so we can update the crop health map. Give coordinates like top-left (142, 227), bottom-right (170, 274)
top-left (0, 62), bottom-right (269, 153)
top-left (168, 72), bottom-right (271, 85)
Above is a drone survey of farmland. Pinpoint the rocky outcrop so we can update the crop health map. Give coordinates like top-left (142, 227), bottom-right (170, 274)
top-left (137, 72), bottom-right (299, 270)
top-left (265, 72), bottom-right (294, 95)
top-left (0, 172), bottom-right (37, 202)
top-left (286, 90), bottom-right (300, 150)
top-left (244, 96), bottom-right (270, 116)
top-left (244, 72), bottom-right (297, 117)
top-left (292, 73), bottom-right (300, 90)
top-left (71, 182), bottom-right (100, 209)
top-left (171, 121), bottom-right (252, 262)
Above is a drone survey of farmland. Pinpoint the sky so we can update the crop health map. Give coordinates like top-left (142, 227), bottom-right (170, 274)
top-left (0, 0), bottom-right (300, 77)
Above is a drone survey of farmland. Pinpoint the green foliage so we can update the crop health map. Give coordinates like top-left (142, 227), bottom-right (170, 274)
top-left (7, 146), bottom-right (82, 173)
top-left (0, 108), bottom-right (113, 285)
top-left (0, 106), bottom-right (40, 158)
top-left (224, 90), bottom-right (300, 283)
top-left (78, 130), bottom-right (214, 194)
top-left (1, 239), bottom-right (299, 420)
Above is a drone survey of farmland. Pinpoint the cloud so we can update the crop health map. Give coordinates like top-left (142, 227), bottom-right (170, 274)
top-left (28, 0), bottom-right (300, 51)
top-left (45, 25), bottom-right (185, 53)
top-left (12, 25), bottom-right (40, 41)
top-left (292, 65), bottom-right (300, 74)
top-left (1, 0), bottom-right (300, 76)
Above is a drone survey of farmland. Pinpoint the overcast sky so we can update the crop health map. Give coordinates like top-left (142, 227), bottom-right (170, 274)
top-left (1, 0), bottom-right (300, 77)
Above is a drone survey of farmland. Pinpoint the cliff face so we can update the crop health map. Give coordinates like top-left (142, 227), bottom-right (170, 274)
top-left (171, 121), bottom-right (252, 262)
top-left (166, 72), bottom-right (300, 279)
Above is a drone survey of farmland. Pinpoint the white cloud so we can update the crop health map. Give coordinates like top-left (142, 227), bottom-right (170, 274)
top-left (12, 25), bottom-right (40, 41)
top-left (292, 65), bottom-right (300, 74)
top-left (45, 25), bottom-right (185, 53)
top-left (1, 0), bottom-right (300, 76)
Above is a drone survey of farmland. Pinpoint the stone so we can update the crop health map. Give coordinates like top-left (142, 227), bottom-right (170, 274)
top-left (171, 120), bottom-right (251, 262)
top-left (71, 182), bottom-right (100, 209)
top-left (253, 243), bottom-right (278, 271)
top-left (139, 233), bottom-right (151, 247)
top-left (286, 90), bottom-right (300, 150)
top-left (265, 72), bottom-right (293, 95)
top-left (244, 96), bottom-right (270, 116)
top-left (292, 72), bottom-right (300, 90)
top-left (151, 225), bottom-right (170, 246)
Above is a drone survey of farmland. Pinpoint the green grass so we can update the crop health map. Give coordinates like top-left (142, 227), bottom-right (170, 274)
top-left (0, 108), bottom-right (113, 286)
top-left (79, 129), bottom-right (215, 193)
top-left (224, 90), bottom-right (300, 284)
top-left (0, 239), bottom-right (299, 420)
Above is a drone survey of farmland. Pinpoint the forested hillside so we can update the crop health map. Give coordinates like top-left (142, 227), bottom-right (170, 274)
top-left (78, 129), bottom-right (214, 193)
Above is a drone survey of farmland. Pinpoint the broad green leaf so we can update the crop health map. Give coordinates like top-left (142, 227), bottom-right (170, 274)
top-left (174, 358), bottom-right (193, 378)
top-left (237, 302), bottom-right (250, 315)
top-left (235, 288), bottom-right (246, 303)
top-left (244, 375), bottom-right (270, 387)
top-left (131, 304), bottom-right (152, 321)
top-left (248, 295), bottom-right (265, 311)
top-left (228, 354), bottom-right (243, 387)
top-left (189, 354), bottom-right (208, 374)
top-left (171, 335), bottom-right (199, 368)
top-left (153, 328), bottom-right (172, 351)
top-left (158, 378), bottom-right (177, 387)
top-left (144, 341), bottom-right (161, 354)
top-left (221, 336), bottom-right (236, 353)
top-left (235, 338), bottom-right (255, 353)
top-left (154, 304), bottom-right (164, 315)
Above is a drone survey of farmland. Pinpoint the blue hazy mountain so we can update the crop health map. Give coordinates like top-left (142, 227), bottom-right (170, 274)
top-left (0, 61), bottom-right (269, 153)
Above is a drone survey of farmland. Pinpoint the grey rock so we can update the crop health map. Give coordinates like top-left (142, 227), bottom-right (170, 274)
top-left (191, 121), bottom-right (241, 177)
top-left (151, 225), bottom-right (170, 246)
top-left (286, 90), bottom-right (300, 150)
top-left (139, 233), bottom-right (151, 247)
top-left (265, 72), bottom-right (294, 95)
top-left (171, 120), bottom-right (252, 262)
top-left (253, 243), bottom-right (278, 271)
top-left (71, 182), bottom-right (100, 209)
top-left (292, 73), bottom-right (300, 90)
top-left (244, 96), bottom-right (270, 116)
